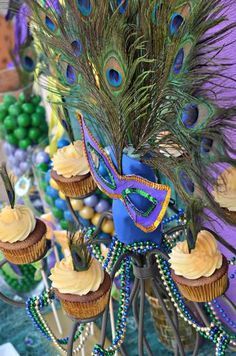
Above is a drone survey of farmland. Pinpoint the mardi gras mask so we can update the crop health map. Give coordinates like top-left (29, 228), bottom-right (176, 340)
top-left (78, 114), bottom-right (171, 233)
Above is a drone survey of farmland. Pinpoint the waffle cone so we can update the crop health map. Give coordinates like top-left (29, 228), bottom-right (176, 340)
top-left (171, 255), bottom-right (228, 302)
top-left (0, 219), bottom-right (49, 265)
top-left (51, 170), bottom-right (97, 198)
top-left (55, 271), bottom-right (111, 320)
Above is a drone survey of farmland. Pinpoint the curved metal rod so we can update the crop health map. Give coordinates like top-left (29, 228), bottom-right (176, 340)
top-left (66, 197), bottom-right (81, 226)
top-left (152, 279), bottom-right (185, 356)
top-left (0, 259), bottom-right (25, 307)
top-left (222, 294), bottom-right (236, 312)
top-left (192, 303), bottom-right (209, 327)
top-left (67, 321), bottom-right (79, 356)
top-left (99, 251), bottom-right (132, 348)
top-left (86, 211), bottom-right (113, 242)
top-left (132, 280), bottom-right (153, 356)
top-left (192, 332), bottom-right (201, 356)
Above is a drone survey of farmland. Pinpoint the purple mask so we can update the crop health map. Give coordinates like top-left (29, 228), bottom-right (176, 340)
top-left (78, 115), bottom-right (171, 233)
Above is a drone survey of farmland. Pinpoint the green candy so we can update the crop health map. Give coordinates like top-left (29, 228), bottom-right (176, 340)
top-left (17, 113), bottom-right (31, 127)
top-left (45, 195), bottom-right (53, 206)
top-left (36, 106), bottom-right (46, 116)
top-left (39, 181), bottom-right (47, 191)
top-left (0, 110), bottom-right (8, 122)
top-left (31, 113), bottom-right (42, 127)
top-left (3, 95), bottom-right (16, 107)
top-left (60, 220), bottom-right (69, 230)
top-left (22, 103), bottom-right (35, 114)
top-left (31, 95), bottom-right (41, 105)
top-left (14, 127), bottom-right (27, 140)
top-left (6, 134), bottom-right (18, 146)
top-left (37, 162), bottom-right (48, 172)
top-left (52, 207), bottom-right (64, 219)
top-left (19, 138), bottom-right (31, 150)
top-left (29, 128), bottom-right (41, 141)
top-left (18, 92), bottom-right (25, 103)
top-left (8, 103), bottom-right (22, 116)
top-left (4, 116), bottom-right (15, 131)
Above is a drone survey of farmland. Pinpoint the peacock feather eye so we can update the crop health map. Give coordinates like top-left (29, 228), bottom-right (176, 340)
top-left (117, 0), bottom-right (128, 14)
top-left (170, 13), bottom-right (184, 35)
top-left (181, 104), bottom-right (199, 128)
top-left (173, 48), bottom-right (184, 74)
top-left (104, 56), bottom-right (125, 93)
top-left (179, 170), bottom-right (195, 195)
top-left (66, 64), bottom-right (77, 85)
top-left (77, 0), bottom-right (92, 16)
top-left (200, 137), bottom-right (213, 154)
top-left (20, 48), bottom-right (37, 73)
top-left (71, 40), bottom-right (82, 57)
top-left (45, 15), bottom-right (57, 32)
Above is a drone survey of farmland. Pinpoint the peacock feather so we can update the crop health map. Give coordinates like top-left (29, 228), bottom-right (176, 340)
top-left (0, 163), bottom-right (15, 209)
top-left (67, 227), bottom-right (92, 272)
top-left (25, 0), bottom-right (236, 245)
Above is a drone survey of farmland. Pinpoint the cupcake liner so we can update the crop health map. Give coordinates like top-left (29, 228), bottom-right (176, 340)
top-left (55, 271), bottom-right (111, 320)
top-left (53, 173), bottom-right (97, 198)
top-left (176, 270), bottom-right (228, 302)
top-left (2, 233), bottom-right (48, 265)
top-left (172, 256), bottom-right (229, 302)
top-left (60, 288), bottom-right (110, 320)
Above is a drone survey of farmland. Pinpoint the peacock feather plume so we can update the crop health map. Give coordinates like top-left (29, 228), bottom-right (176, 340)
top-left (25, 0), bottom-right (236, 246)
top-left (67, 226), bottom-right (92, 272)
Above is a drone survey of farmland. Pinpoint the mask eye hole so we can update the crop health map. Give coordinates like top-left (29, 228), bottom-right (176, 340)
top-left (122, 188), bottom-right (157, 217)
top-left (87, 143), bottom-right (117, 190)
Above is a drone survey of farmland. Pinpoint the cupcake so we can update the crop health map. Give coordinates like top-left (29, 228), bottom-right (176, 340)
top-left (169, 230), bottom-right (228, 302)
top-left (51, 140), bottom-right (97, 198)
top-left (49, 231), bottom-right (111, 320)
top-left (0, 205), bottom-right (49, 264)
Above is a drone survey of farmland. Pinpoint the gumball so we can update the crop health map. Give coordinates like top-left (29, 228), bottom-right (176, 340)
top-left (57, 138), bottom-right (70, 149)
top-left (84, 194), bottom-right (98, 208)
top-left (55, 198), bottom-right (67, 210)
top-left (8, 155), bottom-right (17, 167)
top-left (19, 161), bottom-right (29, 172)
top-left (15, 149), bottom-right (27, 161)
top-left (3, 142), bottom-right (15, 155)
top-left (35, 151), bottom-right (50, 164)
top-left (45, 170), bottom-right (51, 183)
top-left (39, 181), bottom-right (47, 191)
top-left (17, 113), bottom-right (31, 127)
top-left (102, 219), bottom-right (114, 234)
top-left (46, 186), bottom-right (59, 199)
top-left (29, 128), bottom-right (41, 141)
top-left (45, 195), bottom-right (53, 206)
top-left (95, 199), bottom-right (111, 213)
top-left (18, 92), bottom-right (25, 103)
top-left (13, 167), bottom-right (22, 177)
top-left (14, 127), bottom-right (27, 140)
top-left (52, 207), bottom-right (64, 219)
top-left (59, 191), bottom-right (66, 200)
top-left (64, 210), bottom-right (74, 222)
top-left (4, 116), bottom-right (15, 131)
top-left (37, 162), bottom-right (48, 172)
top-left (8, 104), bottom-right (22, 116)
top-left (3, 94), bottom-right (16, 107)
top-left (0, 105), bottom-right (8, 122)
top-left (6, 134), bottom-right (18, 146)
top-left (19, 138), bottom-right (31, 150)
top-left (60, 220), bottom-right (69, 230)
top-left (70, 199), bottom-right (84, 211)
top-left (31, 95), bottom-right (41, 105)
top-left (32, 113), bottom-right (41, 127)
top-left (79, 206), bottom-right (94, 220)
top-left (36, 106), bottom-right (46, 116)
top-left (22, 103), bottom-right (35, 114)
top-left (91, 213), bottom-right (101, 226)
top-left (50, 178), bottom-right (59, 190)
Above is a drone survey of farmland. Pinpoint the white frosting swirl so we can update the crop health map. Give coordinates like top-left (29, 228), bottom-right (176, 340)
top-left (0, 205), bottom-right (36, 243)
top-left (212, 167), bottom-right (236, 212)
top-left (52, 140), bottom-right (90, 179)
top-left (49, 257), bottom-right (105, 295)
top-left (169, 230), bottom-right (222, 279)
